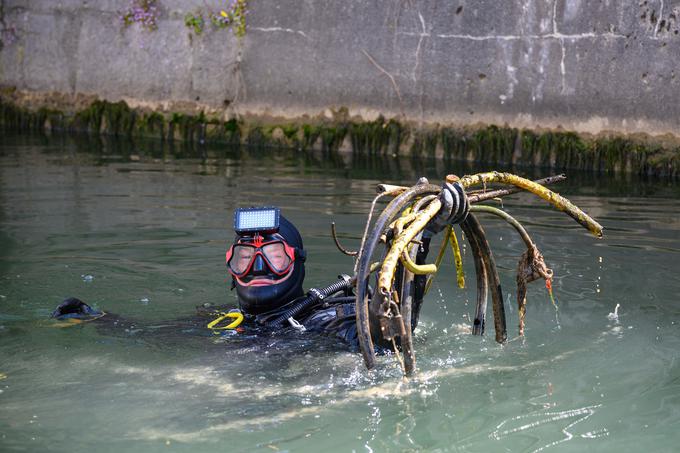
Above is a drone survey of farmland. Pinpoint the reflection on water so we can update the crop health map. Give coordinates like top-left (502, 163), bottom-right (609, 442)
top-left (1, 133), bottom-right (680, 452)
top-left (492, 404), bottom-right (608, 452)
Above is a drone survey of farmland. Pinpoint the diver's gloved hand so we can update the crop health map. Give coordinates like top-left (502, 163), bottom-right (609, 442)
top-left (426, 181), bottom-right (469, 234)
top-left (51, 297), bottom-right (103, 320)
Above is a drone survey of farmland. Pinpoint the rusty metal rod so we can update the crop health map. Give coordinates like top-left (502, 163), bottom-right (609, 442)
top-left (467, 174), bottom-right (567, 204)
top-left (460, 172), bottom-right (602, 238)
top-left (331, 222), bottom-right (358, 257)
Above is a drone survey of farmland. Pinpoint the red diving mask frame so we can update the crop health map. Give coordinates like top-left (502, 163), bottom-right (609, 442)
top-left (225, 233), bottom-right (297, 280)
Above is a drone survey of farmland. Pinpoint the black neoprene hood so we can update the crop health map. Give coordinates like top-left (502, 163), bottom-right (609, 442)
top-left (232, 214), bottom-right (305, 315)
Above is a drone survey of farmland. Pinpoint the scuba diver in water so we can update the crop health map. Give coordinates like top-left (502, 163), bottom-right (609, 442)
top-left (52, 180), bottom-right (469, 351)
top-left (51, 207), bottom-right (368, 349)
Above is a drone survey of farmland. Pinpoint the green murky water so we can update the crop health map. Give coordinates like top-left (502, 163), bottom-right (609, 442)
top-left (1, 133), bottom-right (679, 452)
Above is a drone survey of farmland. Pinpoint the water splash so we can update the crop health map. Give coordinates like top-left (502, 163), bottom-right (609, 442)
top-left (607, 303), bottom-right (621, 322)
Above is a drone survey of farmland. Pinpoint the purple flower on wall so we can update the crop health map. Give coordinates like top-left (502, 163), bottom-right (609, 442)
top-left (1, 25), bottom-right (18, 46)
top-left (120, 0), bottom-right (159, 31)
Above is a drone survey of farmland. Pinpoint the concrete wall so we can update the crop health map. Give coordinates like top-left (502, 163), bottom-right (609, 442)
top-left (1, 0), bottom-right (679, 139)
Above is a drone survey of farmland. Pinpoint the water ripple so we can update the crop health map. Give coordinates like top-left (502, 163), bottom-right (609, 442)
top-left (491, 404), bottom-right (608, 452)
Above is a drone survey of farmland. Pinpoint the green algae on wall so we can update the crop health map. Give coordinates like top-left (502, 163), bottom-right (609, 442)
top-left (349, 117), bottom-right (404, 156)
top-left (1, 97), bottom-right (680, 178)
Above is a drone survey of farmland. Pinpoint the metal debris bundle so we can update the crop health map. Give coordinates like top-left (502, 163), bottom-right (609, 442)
top-left (333, 172), bottom-right (603, 375)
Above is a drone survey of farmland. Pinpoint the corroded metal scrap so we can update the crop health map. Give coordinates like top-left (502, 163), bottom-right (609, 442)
top-left (332, 172), bottom-right (602, 375)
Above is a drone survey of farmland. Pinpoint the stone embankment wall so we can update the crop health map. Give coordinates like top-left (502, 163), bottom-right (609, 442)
top-left (1, 0), bottom-right (680, 176)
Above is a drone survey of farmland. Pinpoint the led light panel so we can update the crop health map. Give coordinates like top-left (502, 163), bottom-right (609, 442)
top-left (234, 207), bottom-right (280, 233)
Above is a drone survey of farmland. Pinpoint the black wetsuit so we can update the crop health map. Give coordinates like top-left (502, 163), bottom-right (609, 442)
top-left (51, 293), bottom-right (361, 351)
top-left (252, 293), bottom-right (360, 349)
top-left (52, 237), bottom-right (431, 352)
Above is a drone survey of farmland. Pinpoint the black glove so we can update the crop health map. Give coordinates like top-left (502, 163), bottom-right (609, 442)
top-left (51, 297), bottom-right (103, 320)
top-left (426, 181), bottom-right (469, 234)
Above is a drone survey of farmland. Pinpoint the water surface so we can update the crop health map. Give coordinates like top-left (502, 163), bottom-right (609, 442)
top-left (1, 134), bottom-right (679, 452)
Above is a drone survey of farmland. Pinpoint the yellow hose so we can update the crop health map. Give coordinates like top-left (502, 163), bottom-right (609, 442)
top-left (449, 226), bottom-right (465, 288)
top-left (424, 225), bottom-right (465, 295)
top-left (378, 199), bottom-right (442, 295)
top-left (400, 245), bottom-right (438, 275)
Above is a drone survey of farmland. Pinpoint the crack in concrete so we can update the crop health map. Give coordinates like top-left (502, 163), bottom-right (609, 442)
top-left (361, 48), bottom-right (405, 116)
top-left (229, 48), bottom-right (247, 105)
top-left (414, 10), bottom-right (428, 124)
top-left (654, 0), bottom-right (664, 37)
top-left (397, 0), bottom-right (625, 99)
top-left (398, 1), bottom-right (625, 44)
top-left (412, 10), bottom-right (427, 82)
top-left (396, 30), bottom-right (626, 41)
top-left (250, 26), bottom-right (309, 39)
top-left (553, 0), bottom-right (567, 95)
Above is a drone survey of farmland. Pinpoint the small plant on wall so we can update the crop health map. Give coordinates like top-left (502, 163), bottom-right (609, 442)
top-left (120, 0), bottom-right (160, 31)
top-left (184, 10), bottom-right (205, 35)
top-left (184, 0), bottom-right (248, 38)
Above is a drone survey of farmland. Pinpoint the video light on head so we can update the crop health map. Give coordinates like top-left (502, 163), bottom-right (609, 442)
top-left (234, 207), bottom-right (280, 235)
top-left (228, 207), bottom-right (306, 315)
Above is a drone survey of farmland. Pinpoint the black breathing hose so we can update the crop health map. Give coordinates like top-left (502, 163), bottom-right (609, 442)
top-left (266, 274), bottom-right (353, 328)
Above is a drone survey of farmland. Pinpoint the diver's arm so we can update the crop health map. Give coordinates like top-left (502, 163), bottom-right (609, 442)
top-left (50, 297), bottom-right (239, 339)
top-left (50, 297), bottom-right (155, 332)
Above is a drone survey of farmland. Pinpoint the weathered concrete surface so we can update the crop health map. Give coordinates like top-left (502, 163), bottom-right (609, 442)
top-left (1, 0), bottom-right (679, 139)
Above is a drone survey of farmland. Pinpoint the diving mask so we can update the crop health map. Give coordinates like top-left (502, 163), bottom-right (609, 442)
top-left (226, 233), bottom-right (296, 279)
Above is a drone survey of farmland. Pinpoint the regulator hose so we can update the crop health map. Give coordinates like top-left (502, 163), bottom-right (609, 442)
top-left (266, 274), bottom-right (353, 328)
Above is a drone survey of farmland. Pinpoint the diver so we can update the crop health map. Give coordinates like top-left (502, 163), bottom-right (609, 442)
top-left (51, 180), bottom-right (469, 352)
top-left (222, 206), bottom-right (361, 346)
top-left (51, 207), bottom-right (368, 349)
